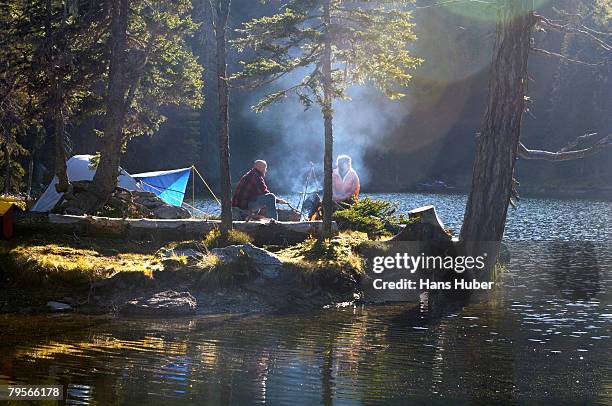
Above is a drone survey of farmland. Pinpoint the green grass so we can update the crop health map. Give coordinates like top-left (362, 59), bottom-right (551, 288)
top-left (202, 226), bottom-right (253, 248)
top-left (0, 238), bottom-right (160, 287)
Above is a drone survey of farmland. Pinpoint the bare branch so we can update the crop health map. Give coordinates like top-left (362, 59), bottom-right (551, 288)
top-left (415, 0), bottom-right (493, 9)
top-left (518, 133), bottom-right (612, 161)
top-left (535, 14), bottom-right (612, 53)
top-left (531, 47), bottom-right (605, 67)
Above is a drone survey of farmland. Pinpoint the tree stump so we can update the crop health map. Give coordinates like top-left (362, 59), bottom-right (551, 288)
top-left (391, 205), bottom-right (451, 242)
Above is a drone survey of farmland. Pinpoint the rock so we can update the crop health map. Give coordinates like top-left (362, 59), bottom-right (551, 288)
top-left (153, 205), bottom-right (191, 219)
top-left (133, 191), bottom-right (165, 209)
top-left (174, 248), bottom-right (204, 259)
top-left (121, 291), bottom-right (197, 316)
top-left (161, 257), bottom-right (186, 271)
top-left (46, 301), bottom-right (72, 312)
top-left (63, 207), bottom-right (87, 216)
top-left (211, 244), bottom-right (283, 279)
top-left (54, 181), bottom-right (191, 219)
top-left (157, 243), bottom-right (205, 261)
top-left (115, 188), bottom-right (132, 201)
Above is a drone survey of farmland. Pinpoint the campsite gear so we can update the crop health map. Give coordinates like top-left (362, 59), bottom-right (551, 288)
top-left (232, 201), bottom-right (300, 222)
top-left (302, 192), bottom-right (352, 221)
top-left (32, 155), bottom-right (193, 212)
top-left (2, 207), bottom-right (13, 239)
top-left (0, 206), bottom-right (13, 240)
top-left (1, 196), bottom-right (25, 239)
top-left (297, 162), bottom-right (320, 218)
top-left (278, 208), bottom-right (301, 222)
top-left (0, 196), bottom-right (26, 215)
top-left (132, 167), bottom-right (192, 207)
top-left (303, 192), bottom-right (322, 220)
top-left (278, 201), bottom-right (305, 221)
top-left (33, 155), bottom-right (143, 212)
top-left (192, 166), bottom-right (220, 206)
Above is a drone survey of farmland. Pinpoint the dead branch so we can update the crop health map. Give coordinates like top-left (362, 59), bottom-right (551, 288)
top-left (535, 14), bottom-right (612, 54)
top-left (415, 0), bottom-right (494, 9)
top-left (531, 47), bottom-right (605, 66)
top-left (518, 133), bottom-right (612, 161)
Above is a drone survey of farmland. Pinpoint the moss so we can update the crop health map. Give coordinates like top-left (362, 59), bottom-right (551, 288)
top-left (197, 248), bottom-right (257, 288)
top-left (0, 236), bottom-right (161, 288)
top-left (277, 232), bottom-right (367, 290)
top-left (202, 226), bottom-right (253, 248)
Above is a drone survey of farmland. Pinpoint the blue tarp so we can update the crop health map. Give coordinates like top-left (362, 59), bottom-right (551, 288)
top-left (132, 167), bottom-right (192, 207)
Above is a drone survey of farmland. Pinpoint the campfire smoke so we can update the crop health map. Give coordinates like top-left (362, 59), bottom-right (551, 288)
top-left (244, 71), bottom-right (413, 193)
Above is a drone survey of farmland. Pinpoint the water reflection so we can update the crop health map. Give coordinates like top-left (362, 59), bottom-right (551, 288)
top-left (0, 243), bottom-right (610, 404)
top-left (549, 242), bottom-right (601, 301)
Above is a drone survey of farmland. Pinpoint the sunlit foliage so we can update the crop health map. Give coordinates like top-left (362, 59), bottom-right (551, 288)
top-left (232, 0), bottom-right (423, 112)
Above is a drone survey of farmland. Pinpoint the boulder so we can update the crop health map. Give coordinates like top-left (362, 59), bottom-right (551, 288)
top-left (46, 301), bottom-right (72, 312)
top-left (54, 181), bottom-right (191, 219)
top-left (157, 244), bottom-right (206, 261)
top-left (133, 191), bottom-right (165, 209)
top-left (153, 205), bottom-right (191, 219)
top-left (121, 291), bottom-right (197, 316)
top-left (211, 243), bottom-right (284, 279)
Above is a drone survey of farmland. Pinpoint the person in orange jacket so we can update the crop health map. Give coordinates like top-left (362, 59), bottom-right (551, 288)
top-left (332, 155), bottom-right (360, 204)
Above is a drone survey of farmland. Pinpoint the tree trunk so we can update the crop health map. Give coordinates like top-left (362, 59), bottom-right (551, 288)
top-left (86, 0), bottom-right (130, 212)
top-left (460, 0), bottom-right (534, 243)
top-left (26, 156), bottom-right (33, 200)
top-left (215, 0), bottom-right (233, 236)
top-left (321, 0), bottom-right (334, 239)
top-left (46, 0), bottom-right (69, 193)
top-left (3, 143), bottom-right (10, 194)
top-left (52, 78), bottom-right (69, 193)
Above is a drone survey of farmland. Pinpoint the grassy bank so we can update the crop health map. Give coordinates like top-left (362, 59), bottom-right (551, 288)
top-left (0, 230), bottom-right (369, 313)
top-left (0, 235), bottom-right (165, 287)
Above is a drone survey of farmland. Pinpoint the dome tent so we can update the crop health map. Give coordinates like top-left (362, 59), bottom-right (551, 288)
top-left (32, 155), bottom-right (191, 212)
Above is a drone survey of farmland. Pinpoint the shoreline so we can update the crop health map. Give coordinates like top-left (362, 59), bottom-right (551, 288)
top-left (0, 234), bottom-right (364, 317)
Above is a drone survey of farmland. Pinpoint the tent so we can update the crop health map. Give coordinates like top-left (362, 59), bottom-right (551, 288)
top-left (132, 167), bottom-right (192, 207)
top-left (32, 155), bottom-right (191, 212)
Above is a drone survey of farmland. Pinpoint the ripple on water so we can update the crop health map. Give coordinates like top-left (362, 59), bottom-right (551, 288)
top-left (1, 198), bottom-right (611, 403)
top-left (193, 193), bottom-right (611, 241)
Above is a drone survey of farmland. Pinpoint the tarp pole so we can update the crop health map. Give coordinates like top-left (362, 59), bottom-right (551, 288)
top-left (192, 165), bottom-right (221, 206)
top-left (191, 166), bottom-right (195, 216)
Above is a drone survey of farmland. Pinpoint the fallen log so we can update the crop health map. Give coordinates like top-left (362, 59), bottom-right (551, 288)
top-left (13, 212), bottom-right (337, 245)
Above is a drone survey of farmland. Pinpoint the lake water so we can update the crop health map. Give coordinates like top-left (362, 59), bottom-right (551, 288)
top-left (191, 192), bottom-right (612, 241)
top-left (1, 193), bottom-right (610, 404)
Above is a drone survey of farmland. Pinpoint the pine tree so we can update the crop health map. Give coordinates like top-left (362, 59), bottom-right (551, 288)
top-left (233, 0), bottom-right (422, 236)
top-left (211, 0), bottom-right (233, 236)
top-left (0, 0), bottom-right (42, 194)
top-left (68, 0), bottom-right (204, 214)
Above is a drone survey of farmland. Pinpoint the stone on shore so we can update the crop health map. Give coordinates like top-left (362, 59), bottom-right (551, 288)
top-left (211, 243), bottom-right (284, 279)
top-left (46, 301), bottom-right (72, 312)
top-left (152, 205), bottom-right (191, 219)
top-left (121, 291), bottom-right (197, 316)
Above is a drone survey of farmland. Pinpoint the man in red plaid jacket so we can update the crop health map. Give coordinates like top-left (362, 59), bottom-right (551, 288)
top-left (232, 160), bottom-right (286, 220)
